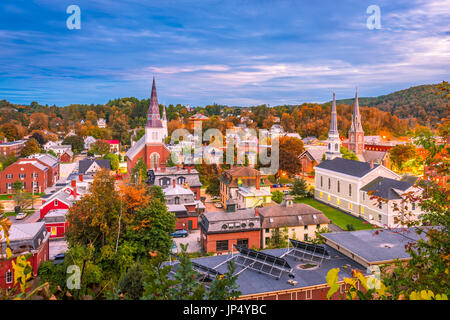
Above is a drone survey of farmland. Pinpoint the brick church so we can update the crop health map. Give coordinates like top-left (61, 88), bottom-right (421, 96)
top-left (126, 78), bottom-right (170, 175)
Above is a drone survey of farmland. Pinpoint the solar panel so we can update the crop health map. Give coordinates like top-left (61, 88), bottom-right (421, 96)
top-left (233, 245), bottom-right (292, 279)
top-left (284, 239), bottom-right (331, 265)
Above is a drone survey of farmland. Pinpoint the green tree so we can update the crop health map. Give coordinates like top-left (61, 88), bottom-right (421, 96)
top-left (148, 185), bottom-right (166, 203)
top-left (104, 153), bottom-right (119, 171)
top-left (21, 138), bottom-right (41, 157)
top-left (118, 263), bottom-right (146, 300)
top-left (131, 158), bottom-right (148, 184)
top-left (340, 146), bottom-right (359, 161)
top-left (269, 226), bottom-right (288, 248)
top-left (271, 190), bottom-right (284, 204)
top-left (290, 178), bottom-right (308, 196)
top-left (206, 176), bottom-right (220, 197)
top-left (63, 135), bottom-right (85, 154)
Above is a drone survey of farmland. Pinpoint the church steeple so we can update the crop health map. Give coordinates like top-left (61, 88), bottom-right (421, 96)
top-left (146, 77), bottom-right (163, 128)
top-left (348, 88), bottom-right (364, 156)
top-left (325, 90), bottom-right (342, 160)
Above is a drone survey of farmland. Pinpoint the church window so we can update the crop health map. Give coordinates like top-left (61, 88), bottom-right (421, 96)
top-left (328, 143), bottom-right (331, 150)
top-left (175, 197), bottom-right (180, 204)
top-left (177, 176), bottom-right (186, 184)
top-left (335, 143), bottom-right (338, 151)
top-left (150, 153), bottom-right (160, 169)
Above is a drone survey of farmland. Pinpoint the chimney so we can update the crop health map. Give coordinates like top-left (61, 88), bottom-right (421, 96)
top-left (71, 179), bottom-right (77, 197)
top-left (173, 179), bottom-right (176, 188)
top-left (79, 174), bottom-right (83, 182)
top-left (370, 160), bottom-right (374, 169)
top-left (187, 166), bottom-right (191, 174)
top-left (255, 208), bottom-right (259, 217)
top-left (256, 173), bottom-right (261, 190)
top-left (177, 164), bottom-right (180, 170)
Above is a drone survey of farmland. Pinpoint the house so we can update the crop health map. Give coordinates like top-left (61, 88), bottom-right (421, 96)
top-left (43, 140), bottom-right (61, 151)
top-left (78, 158), bottom-right (111, 175)
top-left (48, 144), bottom-right (72, 157)
top-left (163, 180), bottom-right (205, 230)
top-left (60, 150), bottom-right (74, 163)
top-left (302, 136), bottom-right (318, 145)
top-left (284, 132), bottom-right (302, 140)
top-left (84, 136), bottom-right (97, 150)
top-left (0, 222), bottom-right (49, 292)
top-left (104, 140), bottom-right (120, 155)
top-left (298, 146), bottom-right (327, 174)
top-left (359, 175), bottom-right (424, 227)
top-left (44, 209), bottom-right (68, 239)
top-left (199, 207), bottom-right (261, 254)
top-left (147, 165), bottom-right (202, 200)
top-left (39, 183), bottom-right (79, 219)
top-left (257, 196), bottom-right (330, 248)
top-left (188, 113), bottom-right (209, 130)
top-left (219, 166), bottom-right (271, 210)
top-left (97, 118), bottom-right (106, 128)
top-left (0, 140), bottom-right (26, 157)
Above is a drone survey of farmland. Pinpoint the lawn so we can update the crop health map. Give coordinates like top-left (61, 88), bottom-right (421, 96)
top-left (294, 197), bottom-right (376, 231)
top-left (0, 193), bottom-right (45, 200)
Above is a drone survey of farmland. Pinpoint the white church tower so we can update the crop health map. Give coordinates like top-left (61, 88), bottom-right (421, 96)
top-left (325, 90), bottom-right (342, 160)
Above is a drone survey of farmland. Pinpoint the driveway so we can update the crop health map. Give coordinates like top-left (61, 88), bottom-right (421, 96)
top-left (173, 229), bottom-right (201, 253)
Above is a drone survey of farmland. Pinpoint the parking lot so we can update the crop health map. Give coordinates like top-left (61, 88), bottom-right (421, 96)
top-left (172, 229), bottom-right (201, 253)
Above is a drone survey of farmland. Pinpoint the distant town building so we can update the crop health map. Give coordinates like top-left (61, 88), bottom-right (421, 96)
top-left (163, 180), bottom-right (205, 230)
top-left (0, 140), bottom-right (26, 158)
top-left (188, 113), bottom-right (209, 130)
top-left (298, 145), bottom-right (327, 174)
top-left (84, 136), bottom-right (97, 150)
top-left (104, 140), bottom-right (120, 155)
top-left (258, 196), bottom-right (330, 248)
top-left (78, 158), bottom-right (111, 175)
top-left (97, 118), bottom-right (106, 128)
top-left (60, 150), bottom-right (74, 163)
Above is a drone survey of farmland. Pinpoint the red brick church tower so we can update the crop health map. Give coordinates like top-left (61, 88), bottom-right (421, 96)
top-left (126, 78), bottom-right (170, 175)
top-left (348, 88), bottom-right (364, 156)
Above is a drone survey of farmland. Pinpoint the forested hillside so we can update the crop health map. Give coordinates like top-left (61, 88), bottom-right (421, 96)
top-left (335, 83), bottom-right (448, 126)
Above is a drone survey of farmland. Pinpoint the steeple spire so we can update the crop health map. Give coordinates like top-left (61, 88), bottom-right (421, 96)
top-left (146, 77), bottom-right (163, 128)
top-left (325, 89), bottom-right (342, 160)
top-left (351, 88), bottom-right (363, 132)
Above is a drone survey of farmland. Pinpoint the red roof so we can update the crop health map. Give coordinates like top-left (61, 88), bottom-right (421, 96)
top-left (104, 140), bottom-right (119, 144)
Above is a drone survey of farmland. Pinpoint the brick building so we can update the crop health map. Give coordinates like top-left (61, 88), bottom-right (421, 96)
top-left (0, 222), bottom-right (50, 292)
top-left (0, 140), bottom-right (26, 158)
top-left (199, 207), bottom-right (261, 254)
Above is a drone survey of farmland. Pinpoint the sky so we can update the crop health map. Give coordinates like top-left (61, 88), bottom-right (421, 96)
top-left (0, 0), bottom-right (449, 107)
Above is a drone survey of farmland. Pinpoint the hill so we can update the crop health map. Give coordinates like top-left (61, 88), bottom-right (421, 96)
top-left (335, 83), bottom-right (448, 126)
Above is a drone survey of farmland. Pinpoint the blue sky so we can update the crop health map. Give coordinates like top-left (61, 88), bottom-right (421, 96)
top-left (0, 0), bottom-right (448, 107)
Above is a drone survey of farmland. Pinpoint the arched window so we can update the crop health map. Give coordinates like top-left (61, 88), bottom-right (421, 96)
top-left (177, 176), bottom-right (186, 184)
top-left (335, 143), bottom-right (338, 151)
top-left (175, 197), bottom-right (180, 204)
top-left (149, 152), bottom-right (160, 169)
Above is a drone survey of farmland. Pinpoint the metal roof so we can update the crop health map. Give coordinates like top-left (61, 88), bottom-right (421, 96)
top-left (315, 157), bottom-right (379, 177)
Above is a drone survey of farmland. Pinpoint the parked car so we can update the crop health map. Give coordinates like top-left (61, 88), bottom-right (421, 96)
top-left (170, 229), bottom-right (188, 238)
top-left (15, 212), bottom-right (27, 220)
top-left (214, 202), bottom-right (223, 208)
top-left (286, 183), bottom-right (293, 187)
top-left (54, 253), bottom-right (65, 265)
top-left (272, 184), bottom-right (280, 188)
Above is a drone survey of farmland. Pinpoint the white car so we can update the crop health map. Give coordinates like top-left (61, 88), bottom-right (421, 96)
top-left (15, 212), bottom-right (27, 220)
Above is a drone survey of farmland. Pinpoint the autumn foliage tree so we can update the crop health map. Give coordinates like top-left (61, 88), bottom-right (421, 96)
top-left (278, 136), bottom-right (304, 178)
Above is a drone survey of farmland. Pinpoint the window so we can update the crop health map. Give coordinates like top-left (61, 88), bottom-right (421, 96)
top-left (23, 182), bottom-right (26, 189)
top-left (304, 225), bottom-right (308, 230)
top-left (316, 224), bottom-right (320, 229)
top-left (363, 192), bottom-right (365, 201)
top-left (216, 240), bottom-right (228, 252)
top-left (349, 202), bottom-right (352, 210)
top-left (349, 184), bottom-right (352, 196)
top-left (19, 173), bottom-right (26, 179)
top-left (6, 174), bottom-right (13, 179)
top-left (320, 192), bottom-right (323, 199)
top-left (328, 143), bottom-right (331, 150)
top-left (51, 227), bottom-right (56, 236)
top-left (152, 132), bottom-right (158, 140)
top-left (237, 238), bottom-right (248, 248)
top-left (327, 194), bottom-right (331, 201)
top-left (174, 197), bottom-right (180, 204)
top-left (378, 214), bottom-right (382, 222)
top-left (337, 198), bottom-right (340, 205)
top-left (177, 176), bottom-right (186, 184)
top-left (7, 183), bottom-right (12, 189)
top-left (328, 178), bottom-right (331, 189)
top-left (265, 228), bottom-right (270, 233)
top-left (6, 271), bottom-right (12, 284)
top-left (361, 206), bottom-right (364, 214)
top-left (304, 234), bottom-right (308, 241)
top-left (33, 173), bottom-right (38, 178)
top-left (378, 202), bottom-right (382, 209)
top-left (265, 237), bottom-right (270, 245)
top-left (55, 200), bottom-right (58, 206)
top-left (335, 144), bottom-right (338, 151)
top-left (306, 289), bottom-right (312, 300)
top-left (337, 181), bottom-right (340, 193)
top-left (320, 176), bottom-right (323, 187)
top-left (412, 202), bottom-right (416, 210)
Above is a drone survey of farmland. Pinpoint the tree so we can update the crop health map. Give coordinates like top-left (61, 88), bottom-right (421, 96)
top-left (63, 135), bottom-right (85, 154)
top-left (340, 146), bottom-right (359, 161)
top-left (390, 144), bottom-right (417, 173)
top-left (290, 178), bottom-right (308, 196)
top-left (148, 185), bottom-right (166, 203)
top-left (205, 176), bottom-right (220, 197)
top-left (118, 263), bottom-right (146, 300)
top-left (85, 110), bottom-right (98, 124)
top-left (278, 136), bottom-right (304, 177)
top-left (30, 132), bottom-right (45, 146)
top-left (271, 190), bottom-right (284, 204)
top-left (131, 158), bottom-right (148, 184)
top-left (104, 153), bottom-right (119, 171)
top-left (269, 226), bottom-right (288, 248)
top-left (90, 140), bottom-right (111, 156)
top-left (21, 138), bottom-right (41, 157)
top-left (29, 112), bottom-right (49, 130)
top-left (0, 123), bottom-right (20, 141)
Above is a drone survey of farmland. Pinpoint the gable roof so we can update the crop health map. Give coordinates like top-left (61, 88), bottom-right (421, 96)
top-left (300, 146), bottom-right (327, 163)
top-left (360, 176), bottom-right (416, 200)
top-left (315, 157), bottom-right (380, 178)
top-left (362, 150), bottom-right (388, 163)
top-left (258, 203), bottom-right (330, 228)
top-left (79, 159), bottom-right (111, 174)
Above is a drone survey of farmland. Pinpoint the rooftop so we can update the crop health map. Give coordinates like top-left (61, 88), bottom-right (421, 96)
top-left (315, 157), bottom-right (379, 178)
top-left (361, 176), bottom-right (416, 200)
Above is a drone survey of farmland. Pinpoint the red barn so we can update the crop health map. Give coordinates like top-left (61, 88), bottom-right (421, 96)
top-left (60, 150), bottom-right (73, 163)
top-left (0, 222), bottom-right (50, 292)
top-left (39, 186), bottom-right (77, 219)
